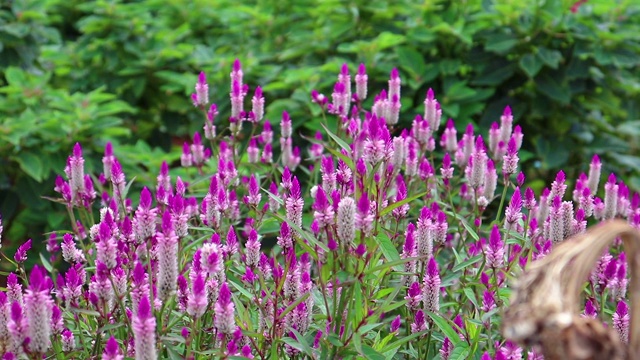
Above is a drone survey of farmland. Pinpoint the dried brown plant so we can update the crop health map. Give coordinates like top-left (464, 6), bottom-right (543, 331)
top-left (502, 220), bottom-right (640, 360)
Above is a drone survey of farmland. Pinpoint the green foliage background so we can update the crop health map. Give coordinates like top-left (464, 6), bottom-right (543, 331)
top-left (1, 0), bottom-right (639, 255)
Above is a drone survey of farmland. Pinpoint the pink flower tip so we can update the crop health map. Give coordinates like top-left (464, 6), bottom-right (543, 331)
top-left (233, 59), bottom-right (242, 72)
top-left (617, 301), bottom-right (628, 316)
top-left (140, 187), bottom-right (152, 208)
top-left (555, 170), bottom-right (565, 183)
top-left (29, 265), bottom-right (46, 291)
top-left (390, 68), bottom-right (399, 79)
top-left (358, 63), bottom-right (366, 75)
top-left (105, 336), bottom-right (120, 356)
top-left (503, 105), bottom-right (512, 117)
top-left (592, 154), bottom-right (601, 164)
top-left (198, 71), bottom-right (207, 84)
top-left (427, 88), bottom-right (434, 101)
top-left (219, 282), bottom-right (232, 305)
top-left (341, 63), bottom-right (349, 75)
top-left (427, 257), bottom-right (439, 277)
top-left (73, 142), bottom-right (83, 158)
top-left (137, 296), bottom-right (152, 319)
top-left (608, 173), bottom-right (617, 184)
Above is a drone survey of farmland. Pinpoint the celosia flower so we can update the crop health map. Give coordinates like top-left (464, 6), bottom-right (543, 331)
top-left (504, 187), bottom-right (523, 231)
top-left (7, 301), bottom-right (26, 355)
top-left (355, 63), bottom-right (367, 101)
top-left (405, 282), bottom-right (422, 311)
top-left (440, 337), bottom-right (452, 360)
top-left (583, 299), bottom-right (598, 318)
top-left (422, 257), bottom-right (441, 313)
top-left (157, 210), bottom-right (178, 302)
top-left (251, 86), bottom-right (264, 123)
top-left (481, 290), bottom-right (497, 313)
top-left (336, 197), bottom-right (356, 247)
top-left (410, 310), bottom-right (428, 334)
top-left (133, 296), bottom-right (157, 360)
top-left (214, 282), bottom-right (236, 334)
top-left (14, 239), bottom-right (31, 263)
top-left (246, 228), bottom-right (261, 267)
top-left (24, 265), bottom-right (53, 353)
top-left (485, 225), bottom-right (504, 269)
top-left (62, 328), bottom-right (75, 352)
top-left (424, 88), bottom-right (442, 132)
top-left (603, 173), bottom-right (619, 220)
top-left (587, 154), bottom-right (601, 193)
top-left (103, 336), bottom-right (124, 360)
top-left (133, 187), bottom-right (157, 243)
top-left (390, 315), bottom-right (401, 333)
top-left (355, 192), bottom-right (374, 236)
top-left (187, 272), bottom-right (208, 319)
top-left (613, 300), bottom-right (629, 343)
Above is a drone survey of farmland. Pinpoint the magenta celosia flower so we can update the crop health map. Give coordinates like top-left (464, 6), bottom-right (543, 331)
top-left (440, 153), bottom-right (454, 182)
top-left (61, 233), bottom-right (85, 263)
top-left (504, 187), bottom-right (523, 231)
top-left (61, 328), bottom-right (75, 352)
top-left (204, 103), bottom-right (218, 140)
top-left (187, 271), bottom-right (208, 319)
top-left (133, 296), bottom-right (157, 360)
top-left (285, 177), bottom-right (304, 231)
top-left (14, 239), bottom-right (31, 263)
top-left (422, 257), bottom-right (441, 313)
top-left (405, 282), bottom-right (422, 311)
top-left (485, 225), bottom-right (504, 269)
top-left (110, 158), bottom-right (126, 201)
top-left (355, 193), bottom-right (374, 236)
top-left (410, 310), bottom-right (428, 334)
top-left (214, 282), bottom-right (236, 334)
top-left (502, 137), bottom-right (519, 175)
top-left (192, 71), bottom-right (208, 107)
top-left (416, 207), bottom-right (434, 258)
top-left (583, 299), bottom-right (598, 318)
top-left (245, 228), bottom-right (261, 267)
top-left (133, 187), bottom-right (158, 243)
top-left (131, 261), bottom-right (150, 315)
top-left (157, 210), bottom-right (178, 301)
top-left (102, 336), bottom-right (124, 360)
top-left (390, 315), bottom-right (401, 333)
top-left (24, 265), bottom-right (53, 353)
top-left (481, 289), bottom-right (497, 313)
top-left (96, 221), bottom-right (117, 269)
top-left (181, 142), bottom-right (192, 167)
top-left (7, 301), bottom-right (26, 354)
top-left (548, 196), bottom-right (565, 243)
top-left (613, 300), bottom-right (629, 343)
top-left (481, 159), bottom-right (498, 203)
top-left (440, 337), bottom-right (453, 360)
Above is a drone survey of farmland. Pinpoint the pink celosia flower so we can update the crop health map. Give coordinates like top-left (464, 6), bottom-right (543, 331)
top-left (187, 272), bottom-right (208, 319)
top-left (24, 266), bottom-right (53, 353)
top-left (157, 211), bottom-right (178, 301)
top-left (587, 154), bottom-right (601, 194)
top-left (214, 282), bottom-right (236, 334)
top-left (485, 225), bottom-right (504, 269)
top-left (14, 239), bottom-right (31, 263)
top-left (133, 296), bottom-right (157, 360)
top-left (423, 257), bottom-right (441, 314)
top-left (103, 336), bottom-right (124, 360)
top-left (355, 63), bottom-right (367, 101)
top-left (410, 310), bottom-right (428, 334)
top-left (613, 300), bottom-right (629, 343)
top-left (133, 187), bottom-right (157, 243)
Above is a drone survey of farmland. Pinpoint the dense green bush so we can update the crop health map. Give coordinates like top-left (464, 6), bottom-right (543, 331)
top-left (1, 0), bottom-right (639, 250)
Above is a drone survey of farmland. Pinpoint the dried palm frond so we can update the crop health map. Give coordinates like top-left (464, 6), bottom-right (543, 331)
top-left (502, 220), bottom-right (640, 360)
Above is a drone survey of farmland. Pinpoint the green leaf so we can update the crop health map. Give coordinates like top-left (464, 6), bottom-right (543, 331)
top-left (396, 46), bottom-right (426, 77)
top-left (380, 330), bottom-right (428, 353)
top-left (40, 253), bottom-right (54, 273)
top-left (537, 47), bottom-right (563, 69)
top-left (519, 53), bottom-right (543, 78)
top-left (449, 342), bottom-right (471, 360)
top-left (484, 34), bottom-right (519, 54)
top-left (362, 345), bottom-right (385, 360)
top-left (428, 312), bottom-right (461, 345)
top-left (15, 152), bottom-right (44, 182)
top-left (373, 32), bottom-right (406, 51)
top-left (375, 232), bottom-right (401, 269)
top-left (452, 255), bottom-right (483, 272)
top-left (536, 75), bottom-right (570, 105)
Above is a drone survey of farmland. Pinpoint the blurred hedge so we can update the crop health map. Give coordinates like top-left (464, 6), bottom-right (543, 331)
top-left (1, 0), bottom-right (639, 250)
